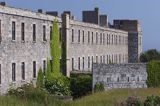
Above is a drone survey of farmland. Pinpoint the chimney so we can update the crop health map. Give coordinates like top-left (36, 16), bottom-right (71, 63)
top-left (38, 9), bottom-right (43, 13)
top-left (46, 11), bottom-right (58, 16)
top-left (0, 2), bottom-right (6, 6)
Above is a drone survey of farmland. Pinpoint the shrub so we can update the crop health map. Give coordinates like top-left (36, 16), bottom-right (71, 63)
top-left (8, 83), bottom-right (48, 103)
top-left (45, 76), bottom-right (71, 96)
top-left (94, 82), bottom-right (105, 92)
top-left (70, 75), bottom-right (92, 98)
top-left (144, 95), bottom-right (160, 106)
top-left (146, 60), bottom-right (160, 87)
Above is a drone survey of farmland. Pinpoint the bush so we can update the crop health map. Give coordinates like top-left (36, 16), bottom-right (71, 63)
top-left (45, 76), bottom-right (71, 96)
top-left (144, 95), bottom-right (160, 106)
top-left (94, 82), bottom-right (105, 92)
top-left (70, 75), bottom-right (92, 98)
top-left (8, 83), bottom-right (48, 103)
top-left (146, 60), bottom-right (160, 87)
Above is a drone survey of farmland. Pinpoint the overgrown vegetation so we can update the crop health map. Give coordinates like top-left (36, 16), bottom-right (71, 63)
top-left (140, 49), bottom-right (160, 62)
top-left (146, 60), bottom-right (160, 87)
top-left (6, 83), bottom-right (66, 106)
top-left (44, 19), bottom-right (71, 96)
top-left (70, 74), bottom-right (92, 98)
top-left (1, 88), bottom-right (160, 106)
top-left (94, 82), bottom-right (105, 92)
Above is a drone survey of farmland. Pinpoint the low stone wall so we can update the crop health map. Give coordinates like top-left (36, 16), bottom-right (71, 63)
top-left (92, 63), bottom-right (147, 90)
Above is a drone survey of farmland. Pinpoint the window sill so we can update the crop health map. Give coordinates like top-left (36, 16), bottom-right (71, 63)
top-left (21, 80), bottom-right (25, 82)
top-left (11, 40), bottom-right (16, 42)
top-left (32, 41), bottom-right (36, 43)
top-left (43, 40), bottom-right (47, 43)
top-left (33, 78), bottom-right (36, 80)
top-left (21, 41), bottom-right (25, 43)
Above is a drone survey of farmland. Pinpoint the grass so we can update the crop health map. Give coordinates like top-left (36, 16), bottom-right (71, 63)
top-left (68, 88), bottom-right (160, 106)
top-left (0, 88), bottom-right (160, 106)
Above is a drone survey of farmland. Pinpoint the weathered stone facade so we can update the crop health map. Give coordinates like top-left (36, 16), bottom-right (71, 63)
top-left (92, 63), bottom-right (147, 90)
top-left (0, 4), bottom-right (142, 94)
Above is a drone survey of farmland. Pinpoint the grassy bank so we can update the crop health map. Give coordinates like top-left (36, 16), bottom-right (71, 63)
top-left (69, 88), bottom-right (160, 106)
top-left (0, 88), bottom-right (160, 106)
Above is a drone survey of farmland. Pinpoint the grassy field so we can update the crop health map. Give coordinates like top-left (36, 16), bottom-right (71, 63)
top-left (0, 88), bottom-right (160, 106)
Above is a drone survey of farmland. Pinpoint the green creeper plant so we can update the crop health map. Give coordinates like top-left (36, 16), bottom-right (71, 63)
top-left (36, 68), bottom-right (44, 88)
top-left (50, 19), bottom-right (62, 77)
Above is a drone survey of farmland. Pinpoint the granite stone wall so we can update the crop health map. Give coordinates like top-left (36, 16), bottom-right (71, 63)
top-left (92, 63), bottom-right (147, 90)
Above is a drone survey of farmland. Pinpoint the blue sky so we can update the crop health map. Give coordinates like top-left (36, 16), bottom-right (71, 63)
top-left (3, 0), bottom-right (160, 51)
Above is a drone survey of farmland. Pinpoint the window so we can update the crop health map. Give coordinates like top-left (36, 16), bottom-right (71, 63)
top-left (127, 77), bottom-right (130, 82)
top-left (82, 57), bottom-right (84, 70)
top-left (100, 56), bottom-right (102, 63)
top-left (117, 77), bottom-right (120, 82)
top-left (92, 32), bottom-right (94, 44)
top-left (72, 58), bottom-right (74, 71)
top-left (33, 24), bottom-right (36, 42)
top-left (103, 33), bottom-right (105, 44)
top-left (78, 57), bottom-right (80, 70)
top-left (50, 26), bottom-right (52, 40)
top-left (96, 56), bottom-right (98, 63)
top-left (12, 63), bottom-right (16, 82)
top-left (82, 30), bottom-right (84, 43)
top-left (109, 34), bottom-right (110, 44)
top-left (72, 29), bottom-right (74, 42)
top-left (88, 57), bottom-right (90, 69)
top-left (78, 30), bottom-right (80, 43)
top-left (21, 62), bottom-right (25, 80)
top-left (0, 64), bottom-right (2, 84)
top-left (0, 20), bottom-right (2, 42)
top-left (103, 55), bottom-right (105, 63)
top-left (43, 25), bottom-right (46, 41)
top-left (88, 31), bottom-right (90, 43)
top-left (43, 60), bottom-right (46, 74)
top-left (21, 23), bottom-right (25, 42)
top-left (112, 35), bottom-right (113, 45)
top-left (96, 32), bottom-right (98, 44)
top-left (92, 56), bottom-right (94, 64)
top-left (12, 21), bottom-right (16, 40)
top-left (33, 61), bottom-right (36, 78)
top-left (100, 33), bottom-right (102, 44)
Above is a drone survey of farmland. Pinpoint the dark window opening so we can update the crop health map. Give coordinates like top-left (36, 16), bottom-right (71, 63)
top-left (12, 21), bottom-right (16, 40)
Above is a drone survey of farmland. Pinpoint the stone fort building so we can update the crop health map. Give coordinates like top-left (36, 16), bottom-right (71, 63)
top-left (0, 2), bottom-right (142, 93)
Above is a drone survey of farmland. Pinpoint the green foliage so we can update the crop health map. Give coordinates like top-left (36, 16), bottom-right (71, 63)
top-left (45, 77), bottom-right (71, 96)
top-left (146, 60), bottom-right (160, 87)
top-left (50, 19), bottom-right (61, 77)
top-left (70, 75), bottom-right (92, 98)
top-left (144, 95), bottom-right (160, 106)
top-left (8, 83), bottom-right (48, 102)
top-left (140, 49), bottom-right (160, 62)
top-left (36, 68), bottom-right (44, 88)
top-left (94, 82), bottom-right (105, 92)
top-left (44, 19), bottom-right (71, 96)
top-left (7, 83), bottom-right (65, 106)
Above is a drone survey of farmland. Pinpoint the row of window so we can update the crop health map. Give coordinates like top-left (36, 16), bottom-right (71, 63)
top-left (0, 20), bottom-right (53, 42)
top-left (106, 76), bottom-right (140, 83)
top-left (12, 21), bottom-right (50, 42)
top-left (71, 29), bottom-right (128, 45)
top-left (72, 54), bottom-right (128, 71)
top-left (0, 60), bottom-right (46, 84)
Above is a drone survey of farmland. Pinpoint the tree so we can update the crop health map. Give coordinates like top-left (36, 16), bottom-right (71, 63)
top-left (147, 60), bottom-right (160, 87)
top-left (140, 49), bottom-right (160, 62)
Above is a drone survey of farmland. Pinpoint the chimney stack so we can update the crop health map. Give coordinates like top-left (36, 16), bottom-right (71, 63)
top-left (0, 2), bottom-right (6, 6)
top-left (38, 9), bottom-right (43, 13)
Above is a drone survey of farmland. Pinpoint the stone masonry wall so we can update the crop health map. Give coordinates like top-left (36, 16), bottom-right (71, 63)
top-left (92, 63), bottom-right (147, 90)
